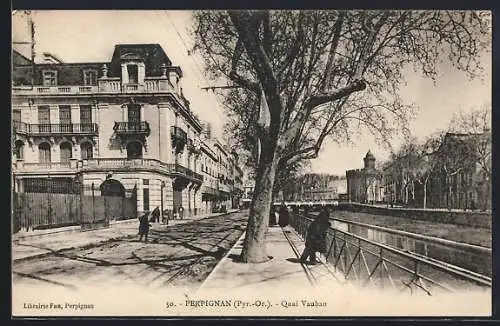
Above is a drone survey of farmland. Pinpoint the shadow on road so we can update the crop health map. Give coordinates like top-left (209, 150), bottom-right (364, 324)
top-left (13, 213), bottom-right (248, 289)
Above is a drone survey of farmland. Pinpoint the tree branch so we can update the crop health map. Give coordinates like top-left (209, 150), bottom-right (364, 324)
top-left (229, 36), bottom-right (260, 94)
top-left (304, 79), bottom-right (367, 109)
top-left (321, 11), bottom-right (345, 91)
top-left (229, 10), bottom-right (284, 135)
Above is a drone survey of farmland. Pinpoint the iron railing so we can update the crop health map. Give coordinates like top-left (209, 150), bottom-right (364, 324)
top-left (289, 212), bottom-right (491, 295)
top-left (13, 123), bottom-right (98, 135)
top-left (172, 163), bottom-right (203, 183)
top-left (327, 215), bottom-right (492, 276)
top-left (79, 158), bottom-right (203, 183)
top-left (113, 121), bottom-right (150, 134)
top-left (171, 126), bottom-right (187, 143)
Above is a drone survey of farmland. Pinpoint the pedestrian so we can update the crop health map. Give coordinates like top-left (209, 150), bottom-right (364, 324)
top-left (138, 211), bottom-right (152, 242)
top-left (300, 208), bottom-right (331, 265)
top-left (278, 204), bottom-right (290, 227)
top-left (178, 206), bottom-right (184, 220)
top-left (150, 206), bottom-right (160, 223)
top-left (269, 205), bottom-right (278, 227)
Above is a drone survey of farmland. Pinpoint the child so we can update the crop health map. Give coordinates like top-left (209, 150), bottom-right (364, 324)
top-left (138, 212), bottom-right (152, 242)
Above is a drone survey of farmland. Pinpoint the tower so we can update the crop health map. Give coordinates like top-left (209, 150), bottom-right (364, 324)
top-left (363, 150), bottom-right (376, 169)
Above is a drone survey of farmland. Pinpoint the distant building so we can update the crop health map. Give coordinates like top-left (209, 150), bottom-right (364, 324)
top-left (346, 151), bottom-right (384, 203)
top-left (289, 174), bottom-right (347, 201)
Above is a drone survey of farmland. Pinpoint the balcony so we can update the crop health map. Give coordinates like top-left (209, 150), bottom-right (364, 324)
top-left (201, 185), bottom-right (219, 196)
top-left (31, 123), bottom-right (98, 135)
top-left (12, 85), bottom-right (98, 96)
top-left (12, 160), bottom-right (76, 174)
top-left (79, 158), bottom-right (203, 183)
top-left (113, 121), bottom-right (150, 136)
top-left (13, 123), bottom-right (99, 136)
top-left (13, 121), bottom-right (29, 135)
top-left (171, 163), bottom-right (204, 184)
top-left (98, 77), bottom-right (174, 94)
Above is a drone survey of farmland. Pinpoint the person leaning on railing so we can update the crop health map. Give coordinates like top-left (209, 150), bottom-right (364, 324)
top-left (300, 208), bottom-right (331, 265)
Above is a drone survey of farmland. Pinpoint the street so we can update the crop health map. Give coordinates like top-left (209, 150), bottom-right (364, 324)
top-left (12, 211), bottom-right (248, 292)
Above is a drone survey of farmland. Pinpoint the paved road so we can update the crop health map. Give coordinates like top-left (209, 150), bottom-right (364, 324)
top-left (12, 211), bottom-right (248, 292)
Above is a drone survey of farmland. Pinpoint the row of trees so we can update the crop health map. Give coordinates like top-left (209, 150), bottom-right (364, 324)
top-left (193, 10), bottom-right (491, 262)
top-left (384, 107), bottom-right (491, 210)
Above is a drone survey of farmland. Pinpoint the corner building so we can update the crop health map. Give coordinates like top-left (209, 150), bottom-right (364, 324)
top-left (12, 44), bottom-right (209, 216)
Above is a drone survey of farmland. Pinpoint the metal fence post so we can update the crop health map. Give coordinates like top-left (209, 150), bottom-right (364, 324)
top-left (47, 179), bottom-right (52, 226)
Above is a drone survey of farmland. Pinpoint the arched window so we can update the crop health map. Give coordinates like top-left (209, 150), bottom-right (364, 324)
top-left (126, 141), bottom-right (143, 159)
top-left (14, 140), bottom-right (24, 160)
top-left (80, 142), bottom-right (93, 160)
top-left (60, 142), bottom-right (72, 162)
top-left (39, 142), bottom-right (51, 163)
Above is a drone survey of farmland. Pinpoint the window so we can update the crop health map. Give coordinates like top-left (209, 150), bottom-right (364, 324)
top-left (128, 104), bottom-right (140, 122)
top-left (143, 179), bottom-right (149, 185)
top-left (80, 105), bottom-right (92, 123)
top-left (83, 70), bottom-right (97, 86)
top-left (127, 65), bottom-right (138, 84)
top-left (13, 109), bottom-right (21, 122)
top-left (59, 105), bottom-right (72, 132)
top-left (127, 104), bottom-right (141, 130)
top-left (14, 140), bottom-right (24, 160)
top-left (126, 141), bottom-right (143, 159)
top-left (60, 142), bottom-right (72, 163)
top-left (80, 105), bottom-right (92, 132)
top-left (80, 142), bottom-right (93, 160)
top-left (39, 142), bottom-right (51, 163)
top-left (42, 70), bottom-right (57, 86)
top-left (38, 106), bottom-right (51, 132)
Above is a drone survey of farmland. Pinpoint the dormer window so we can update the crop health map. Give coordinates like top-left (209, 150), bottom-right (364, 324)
top-left (83, 69), bottom-right (97, 86)
top-left (42, 70), bottom-right (57, 86)
top-left (127, 64), bottom-right (138, 84)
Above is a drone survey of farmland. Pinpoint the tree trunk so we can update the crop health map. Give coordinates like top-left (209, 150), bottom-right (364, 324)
top-left (423, 177), bottom-right (429, 209)
top-left (240, 146), bottom-right (279, 263)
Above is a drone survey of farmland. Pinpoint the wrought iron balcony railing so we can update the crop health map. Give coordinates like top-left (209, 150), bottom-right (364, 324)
top-left (172, 163), bottom-right (204, 183)
top-left (171, 126), bottom-right (187, 143)
top-left (113, 121), bottom-right (150, 135)
top-left (78, 158), bottom-right (203, 183)
top-left (13, 122), bottom-right (99, 135)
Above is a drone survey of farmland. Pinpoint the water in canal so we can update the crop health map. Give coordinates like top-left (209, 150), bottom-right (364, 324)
top-left (331, 220), bottom-right (491, 277)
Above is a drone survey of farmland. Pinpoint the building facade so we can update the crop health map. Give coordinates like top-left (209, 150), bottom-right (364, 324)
top-left (12, 44), bottom-right (244, 217)
top-left (346, 151), bottom-right (385, 203)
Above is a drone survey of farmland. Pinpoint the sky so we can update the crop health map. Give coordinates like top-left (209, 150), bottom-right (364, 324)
top-left (12, 10), bottom-right (492, 176)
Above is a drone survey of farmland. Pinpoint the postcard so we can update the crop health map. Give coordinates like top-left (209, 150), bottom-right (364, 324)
top-left (11, 9), bottom-right (492, 317)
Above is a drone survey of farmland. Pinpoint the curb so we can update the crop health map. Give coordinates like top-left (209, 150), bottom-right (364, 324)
top-left (197, 231), bottom-right (247, 293)
top-left (12, 210), bottom-right (240, 241)
top-left (13, 210), bottom-right (242, 262)
top-left (12, 218), bottom-right (138, 241)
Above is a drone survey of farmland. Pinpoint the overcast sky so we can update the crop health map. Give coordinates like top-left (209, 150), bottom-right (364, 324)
top-left (12, 10), bottom-right (491, 176)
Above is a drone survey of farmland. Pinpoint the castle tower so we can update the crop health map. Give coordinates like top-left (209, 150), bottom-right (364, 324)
top-left (363, 150), bottom-right (376, 169)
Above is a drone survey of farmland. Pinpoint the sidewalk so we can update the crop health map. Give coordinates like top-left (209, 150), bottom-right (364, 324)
top-left (194, 225), bottom-right (491, 316)
top-left (12, 209), bottom-right (239, 262)
top-left (198, 224), bottom-right (342, 294)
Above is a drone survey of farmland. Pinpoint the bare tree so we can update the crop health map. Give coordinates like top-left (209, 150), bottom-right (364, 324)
top-left (193, 10), bottom-right (490, 262)
top-left (448, 107), bottom-right (491, 210)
